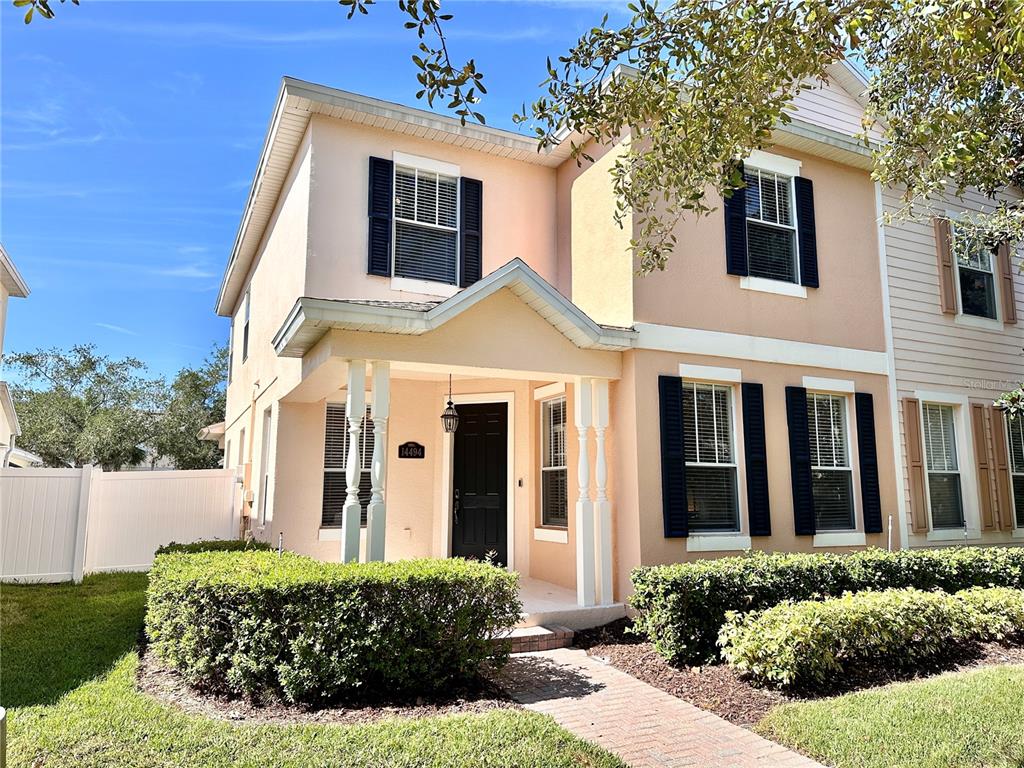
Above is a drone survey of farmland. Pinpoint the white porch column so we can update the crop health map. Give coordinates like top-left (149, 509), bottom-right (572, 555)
top-left (575, 377), bottom-right (596, 607)
top-left (341, 360), bottom-right (366, 563)
top-left (366, 362), bottom-right (390, 562)
top-left (592, 379), bottom-right (613, 606)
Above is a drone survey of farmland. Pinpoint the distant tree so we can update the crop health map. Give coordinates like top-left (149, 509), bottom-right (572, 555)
top-left (7, 345), bottom-right (162, 470)
top-left (153, 345), bottom-right (227, 470)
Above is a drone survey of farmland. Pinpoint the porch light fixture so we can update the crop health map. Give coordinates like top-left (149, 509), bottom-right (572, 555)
top-left (441, 374), bottom-right (459, 434)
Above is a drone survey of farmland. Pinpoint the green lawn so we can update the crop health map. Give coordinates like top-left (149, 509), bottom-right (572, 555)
top-left (1, 574), bottom-right (623, 768)
top-left (758, 665), bottom-right (1024, 768)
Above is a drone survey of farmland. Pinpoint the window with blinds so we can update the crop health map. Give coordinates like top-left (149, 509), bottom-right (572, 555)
top-left (922, 403), bottom-right (964, 529)
top-left (541, 396), bottom-right (568, 527)
top-left (322, 403), bottom-right (374, 528)
top-left (744, 167), bottom-right (798, 283)
top-left (393, 165), bottom-right (458, 284)
top-left (953, 224), bottom-right (997, 319)
top-left (1006, 413), bottom-right (1024, 528)
top-left (807, 393), bottom-right (855, 530)
top-left (682, 381), bottom-right (738, 532)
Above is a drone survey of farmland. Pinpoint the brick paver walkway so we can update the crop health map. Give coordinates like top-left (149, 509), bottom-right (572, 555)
top-left (498, 648), bottom-right (824, 768)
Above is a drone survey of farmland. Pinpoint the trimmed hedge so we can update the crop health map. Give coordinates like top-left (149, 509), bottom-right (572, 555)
top-left (146, 551), bottom-right (522, 704)
top-left (630, 547), bottom-right (1024, 663)
top-left (719, 586), bottom-right (1024, 688)
top-left (155, 539), bottom-right (272, 555)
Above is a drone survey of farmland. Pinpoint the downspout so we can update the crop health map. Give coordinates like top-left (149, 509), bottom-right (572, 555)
top-left (875, 182), bottom-right (910, 549)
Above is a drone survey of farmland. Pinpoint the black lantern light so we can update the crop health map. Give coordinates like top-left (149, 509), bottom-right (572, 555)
top-left (441, 374), bottom-right (459, 434)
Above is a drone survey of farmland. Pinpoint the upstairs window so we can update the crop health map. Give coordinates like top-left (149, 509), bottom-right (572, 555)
top-left (922, 403), bottom-right (964, 529)
top-left (322, 403), bottom-right (373, 528)
top-left (540, 396), bottom-right (568, 527)
top-left (744, 167), bottom-right (798, 283)
top-left (241, 289), bottom-right (251, 362)
top-left (682, 381), bottom-right (739, 532)
top-left (1007, 413), bottom-right (1024, 528)
top-left (394, 165), bottom-right (459, 285)
top-left (807, 393), bottom-right (854, 530)
top-left (953, 224), bottom-right (997, 320)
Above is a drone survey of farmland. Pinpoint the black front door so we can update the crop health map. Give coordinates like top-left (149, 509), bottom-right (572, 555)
top-left (451, 402), bottom-right (508, 566)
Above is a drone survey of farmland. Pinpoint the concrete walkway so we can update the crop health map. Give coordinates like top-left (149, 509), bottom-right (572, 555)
top-left (498, 648), bottom-right (825, 768)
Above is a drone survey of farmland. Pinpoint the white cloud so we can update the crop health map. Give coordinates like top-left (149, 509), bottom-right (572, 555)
top-left (153, 264), bottom-right (218, 279)
top-left (94, 322), bottom-right (140, 336)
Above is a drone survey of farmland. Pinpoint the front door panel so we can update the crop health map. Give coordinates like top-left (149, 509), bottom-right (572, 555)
top-left (451, 402), bottom-right (508, 566)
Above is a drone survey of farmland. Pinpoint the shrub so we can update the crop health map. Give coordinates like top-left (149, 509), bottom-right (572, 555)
top-left (146, 551), bottom-right (522, 704)
top-left (155, 539), bottom-right (272, 556)
top-left (718, 587), bottom-right (1024, 689)
top-left (630, 547), bottom-right (1024, 663)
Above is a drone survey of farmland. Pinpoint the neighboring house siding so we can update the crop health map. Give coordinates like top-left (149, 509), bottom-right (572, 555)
top-left (787, 77), bottom-right (883, 142)
top-left (882, 184), bottom-right (1024, 545)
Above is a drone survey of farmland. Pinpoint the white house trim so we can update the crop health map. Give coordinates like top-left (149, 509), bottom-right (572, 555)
top-left (745, 149), bottom-right (803, 178)
top-left (679, 364), bottom-right (743, 383)
top-left (533, 382), bottom-right (566, 400)
top-left (686, 534), bottom-right (752, 553)
top-left (534, 527), bottom-right (569, 544)
top-left (739, 276), bottom-right (808, 298)
top-left (635, 323), bottom-right (889, 375)
top-left (389, 276), bottom-right (461, 299)
top-left (802, 376), bottom-right (856, 393)
top-left (392, 151), bottom-right (460, 178)
top-left (813, 531), bottom-right (867, 548)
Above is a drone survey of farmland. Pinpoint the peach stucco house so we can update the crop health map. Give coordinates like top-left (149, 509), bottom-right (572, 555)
top-left (216, 62), bottom-right (1021, 625)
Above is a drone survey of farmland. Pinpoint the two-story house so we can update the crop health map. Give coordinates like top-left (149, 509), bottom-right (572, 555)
top-left (216, 62), bottom-right (1003, 623)
top-left (0, 243), bottom-right (36, 468)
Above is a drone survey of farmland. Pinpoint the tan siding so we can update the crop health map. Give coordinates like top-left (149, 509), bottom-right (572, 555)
top-left (787, 77), bottom-right (883, 141)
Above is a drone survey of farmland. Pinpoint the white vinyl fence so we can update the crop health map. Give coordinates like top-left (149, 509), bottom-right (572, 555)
top-left (0, 466), bottom-right (238, 583)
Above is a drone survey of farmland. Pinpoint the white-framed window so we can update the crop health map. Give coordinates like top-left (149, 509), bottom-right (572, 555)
top-left (806, 392), bottom-right (855, 531)
top-left (744, 166), bottom-right (799, 284)
top-left (238, 427), bottom-right (246, 469)
top-left (322, 403), bottom-right (373, 528)
top-left (393, 164), bottom-right (459, 285)
top-left (225, 439), bottom-right (231, 470)
top-left (682, 381), bottom-right (739, 532)
top-left (241, 289), bottom-right (251, 362)
top-left (921, 402), bottom-right (965, 529)
top-left (1006, 413), bottom-right (1024, 528)
top-left (227, 324), bottom-right (233, 384)
top-left (258, 407), bottom-right (273, 526)
top-left (952, 223), bottom-right (998, 320)
top-left (540, 395), bottom-right (568, 527)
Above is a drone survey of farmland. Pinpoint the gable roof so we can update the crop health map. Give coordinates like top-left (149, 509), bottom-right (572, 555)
top-left (0, 244), bottom-right (30, 299)
top-left (272, 258), bottom-right (637, 357)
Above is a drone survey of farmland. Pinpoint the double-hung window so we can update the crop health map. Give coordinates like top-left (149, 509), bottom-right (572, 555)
top-left (806, 393), bottom-right (855, 530)
top-left (393, 165), bottom-right (459, 285)
top-left (241, 289), bottom-right (251, 362)
top-left (682, 381), bottom-right (739, 532)
top-left (952, 224), bottom-right (998, 320)
top-left (921, 403), bottom-right (964, 528)
top-left (744, 167), bottom-right (798, 283)
top-left (1006, 413), bottom-right (1024, 528)
top-left (321, 403), bottom-right (374, 528)
top-left (540, 396), bottom-right (568, 527)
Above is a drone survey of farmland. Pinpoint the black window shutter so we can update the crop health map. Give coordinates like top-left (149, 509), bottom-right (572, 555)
top-left (367, 156), bottom-right (393, 277)
top-left (459, 177), bottom-right (483, 287)
top-left (658, 375), bottom-right (689, 538)
top-left (855, 392), bottom-right (883, 533)
top-left (785, 386), bottom-right (815, 535)
top-left (795, 176), bottom-right (819, 288)
top-left (741, 382), bottom-right (771, 536)
top-left (723, 162), bottom-right (749, 276)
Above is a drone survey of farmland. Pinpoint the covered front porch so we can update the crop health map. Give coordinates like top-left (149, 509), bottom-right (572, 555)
top-left (267, 260), bottom-right (635, 621)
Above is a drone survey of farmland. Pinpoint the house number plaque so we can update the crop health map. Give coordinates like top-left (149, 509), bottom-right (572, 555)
top-left (398, 442), bottom-right (426, 459)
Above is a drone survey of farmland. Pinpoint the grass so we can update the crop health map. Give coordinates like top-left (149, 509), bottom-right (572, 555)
top-left (2, 573), bottom-right (623, 768)
top-left (757, 665), bottom-right (1024, 768)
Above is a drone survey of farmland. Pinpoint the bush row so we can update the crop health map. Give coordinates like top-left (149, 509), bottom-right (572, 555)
top-left (145, 551), bottom-right (522, 704)
top-left (155, 539), bottom-right (272, 555)
top-left (718, 586), bottom-right (1024, 688)
top-left (630, 547), bottom-right (1024, 663)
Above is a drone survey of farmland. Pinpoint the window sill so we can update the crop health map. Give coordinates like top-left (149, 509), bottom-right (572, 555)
top-left (318, 526), bottom-right (367, 541)
top-left (1013, 528), bottom-right (1024, 539)
top-left (739, 276), bottom-right (807, 299)
top-left (953, 313), bottom-right (1002, 331)
top-left (926, 528), bottom-right (981, 542)
top-left (813, 531), bottom-right (866, 548)
top-left (533, 527), bottom-right (569, 544)
top-left (686, 533), bottom-right (751, 552)
top-left (390, 276), bottom-right (461, 299)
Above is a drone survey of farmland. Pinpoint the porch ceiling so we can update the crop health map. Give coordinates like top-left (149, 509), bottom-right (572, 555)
top-left (272, 258), bottom-right (638, 358)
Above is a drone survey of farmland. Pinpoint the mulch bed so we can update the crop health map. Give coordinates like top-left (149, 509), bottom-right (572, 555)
top-left (574, 618), bottom-right (1024, 726)
top-left (136, 649), bottom-right (518, 726)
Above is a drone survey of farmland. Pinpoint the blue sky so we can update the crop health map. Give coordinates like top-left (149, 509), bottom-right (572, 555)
top-left (1, 0), bottom-right (621, 379)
